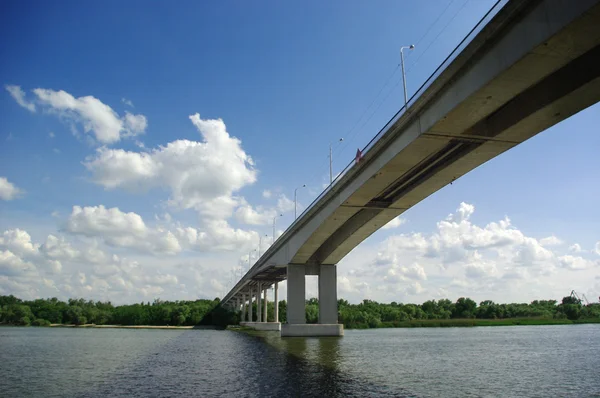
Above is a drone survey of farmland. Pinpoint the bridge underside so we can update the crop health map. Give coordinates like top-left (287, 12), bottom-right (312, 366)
top-left (225, 0), bottom-right (600, 337)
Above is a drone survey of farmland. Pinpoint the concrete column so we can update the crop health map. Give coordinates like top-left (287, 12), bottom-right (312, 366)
top-left (248, 288), bottom-right (253, 322)
top-left (274, 282), bottom-right (279, 323)
top-left (242, 293), bottom-right (246, 322)
top-left (286, 264), bottom-right (306, 324)
top-left (256, 282), bottom-right (262, 322)
top-left (263, 288), bottom-right (268, 322)
top-left (319, 264), bottom-right (338, 324)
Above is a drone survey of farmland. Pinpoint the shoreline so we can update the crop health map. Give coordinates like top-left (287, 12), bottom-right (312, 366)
top-left (47, 324), bottom-right (214, 330)
top-left (346, 317), bottom-right (600, 329)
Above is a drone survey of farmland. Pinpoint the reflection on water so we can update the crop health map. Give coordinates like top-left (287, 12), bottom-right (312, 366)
top-left (1, 325), bottom-right (599, 397)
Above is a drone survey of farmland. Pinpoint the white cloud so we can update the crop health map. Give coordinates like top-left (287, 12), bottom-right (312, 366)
top-left (0, 250), bottom-right (37, 276)
top-left (382, 216), bottom-right (406, 230)
top-left (557, 255), bottom-right (597, 271)
top-left (65, 205), bottom-right (181, 255)
top-left (175, 220), bottom-right (255, 252)
top-left (262, 190), bottom-right (272, 199)
top-left (540, 235), bottom-right (562, 247)
top-left (40, 235), bottom-right (79, 261)
top-left (67, 205), bottom-right (147, 237)
top-left (235, 204), bottom-right (277, 225)
top-left (337, 202), bottom-right (599, 304)
top-left (5, 84), bottom-right (36, 112)
top-left (569, 243), bottom-right (582, 253)
top-left (32, 88), bottom-right (147, 144)
top-left (123, 112), bottom-right (147, 136)
top-left (594, 241), bottom-right (600, 256)
top-left (0, 177), bottom-right (23, 200)
top-left (0, 229), bottom-right (39, 256)
top-left (276, 194), bottom-right (294, 213)
top-left (84, 113), bottom-right (256, 216)
top-left (121, 98), bottom-right (134, 107)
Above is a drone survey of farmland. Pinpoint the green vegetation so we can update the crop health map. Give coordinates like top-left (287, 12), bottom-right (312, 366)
top-left (1, 294), bottom-right (598, 329)
top-left (334, 296), bottom-right (600, 329)
top-left (0, 295), bottom-right (222, 327)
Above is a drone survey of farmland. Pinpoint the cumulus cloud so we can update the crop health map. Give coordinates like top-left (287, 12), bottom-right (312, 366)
top-left (175, 220), bottom-right (255, 252)
top-left (338, 202), bottom-right (599, 304)
top-left (235, 194), bottom-right (292, 225)
top-left (5, 84), bottom-right (36, 112)
top-left (382, 216), bottom-right (406, 230)
top-left (540, 236), bottom-right (562, 247)
top-left (557, 255), bottom-right (597, 271)
top-left (569, 243), bottom-right (583, 253)
top-left (594, 242), bottom-right (600, 256)
top-left (65, 205), bottom-right (181, 255)
top-left (29, 88), bottom-right (147, 144)
top-left (121, 98), bottom-right (134, 107)
top-left (0, 177), bottom-right (23, 200)
top-left (235, 204), bottom-right (277, 225)
top-left (84, 114), bottom-right (256, 216)
top-left (0, 250), bottom-right (37, 276)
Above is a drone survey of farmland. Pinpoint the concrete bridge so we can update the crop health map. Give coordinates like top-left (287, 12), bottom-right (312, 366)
top-left (223, 0), bottom-right (600, 336)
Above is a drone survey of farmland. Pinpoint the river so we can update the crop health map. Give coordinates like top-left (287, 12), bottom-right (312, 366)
top-left (1, 325), bottom-right (599, 397)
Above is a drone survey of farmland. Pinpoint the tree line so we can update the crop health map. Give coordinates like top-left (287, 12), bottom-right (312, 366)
top-left (0, 295), bottom-right (220, 327)
top-left (2, 294), bottom-right (598, 328)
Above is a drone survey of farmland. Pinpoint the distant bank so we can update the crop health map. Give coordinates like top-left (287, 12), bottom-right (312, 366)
top-left (347, 317), bottom-right (600, 329)
top-left (46, 324), bottom-right (218, 330)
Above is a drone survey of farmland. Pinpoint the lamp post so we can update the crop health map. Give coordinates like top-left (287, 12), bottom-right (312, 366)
top-left (294, 184), bottom-right (306, 219)
top-left (329, 138), bottom-right (344, 184)
top-left (272, 214), bottom-right (282, 244)
top-left (248, 248), bottom-right (256, 273)
top-left (258, 234), bottom-right (267, 257)
top-left (400, 44), bottom-right (415, 107)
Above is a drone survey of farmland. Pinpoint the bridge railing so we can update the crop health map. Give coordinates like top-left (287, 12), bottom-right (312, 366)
top-left (226, 0), bottom-right (507, 300)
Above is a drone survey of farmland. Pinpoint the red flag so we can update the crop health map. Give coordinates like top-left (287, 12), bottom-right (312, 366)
top-left (355, 148), bottom-right (363, 164)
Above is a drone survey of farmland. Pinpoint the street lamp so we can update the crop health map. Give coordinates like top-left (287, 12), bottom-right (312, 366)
top-left (248, 248), bottom-right (256, 272)
top-left (258, 234), bottom-right (268, 257)
top-left (272, 214), bottom-right (282, 244)
top-left (329, 138), bottom-right (344, 184)
top-left (294, 184), bottom-right (306, 219)
top-left (400, 44), bottom-right (415, 107)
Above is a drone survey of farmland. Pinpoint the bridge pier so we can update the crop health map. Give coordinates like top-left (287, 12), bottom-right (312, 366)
top-left (263, 288), bottom-right (268, 322)
top-left (248, 288), bottom-right (253, 322)
top-left (241, 293), bottom-right (246, 322)
top-left (256, 282), bottom-right (262, 322)
top-left (240, 283), bottom-right (281, 332)
top-left (274, 282), bottom-right (279, 323)
top-left (281, 264), bottom-right (344, 337)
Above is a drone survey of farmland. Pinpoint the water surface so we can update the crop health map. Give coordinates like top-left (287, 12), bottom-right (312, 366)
top-left (1, 325), bottom-right (599, 397)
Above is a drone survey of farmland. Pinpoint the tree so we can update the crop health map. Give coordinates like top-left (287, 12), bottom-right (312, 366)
top-left (453, 297), bottom-right (477, 318)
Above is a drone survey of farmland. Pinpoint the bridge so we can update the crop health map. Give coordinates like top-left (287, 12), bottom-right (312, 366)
top-left (221, 0), bottom-right (600, 336)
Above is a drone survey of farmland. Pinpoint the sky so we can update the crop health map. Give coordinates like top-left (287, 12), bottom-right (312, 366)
top-left (1, 0), bottom-right (599, 305)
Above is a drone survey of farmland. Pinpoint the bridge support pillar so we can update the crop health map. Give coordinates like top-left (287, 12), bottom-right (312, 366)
top-left (281, 264), bottom-right (343, 337)
top-left (319, 264), bottom-right (337, 324)
top-left (248, 288), bottom-right (253, 322)
top-left (241, 293), bottom-right (246, 322)
top-left (263, 288), bottom-right (268, 322)
top-left (285, 264), bottom-right (305, 325)
top-left (256, 282), bottom-right (262, 322)
top-left (274, 282), bottom-right (279, 323)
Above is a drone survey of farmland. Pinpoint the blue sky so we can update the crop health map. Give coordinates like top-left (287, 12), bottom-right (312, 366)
top-left (1, 0), bottom-right (599, 304)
